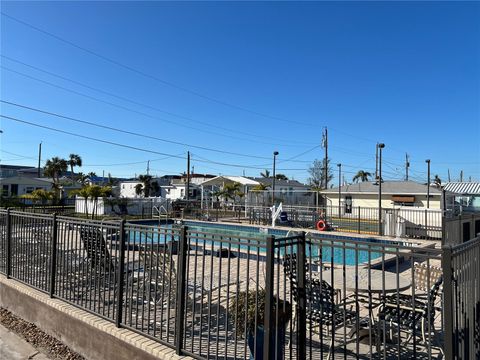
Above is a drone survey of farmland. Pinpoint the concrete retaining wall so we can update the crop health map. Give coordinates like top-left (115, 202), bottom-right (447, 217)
top-left (0, 275), bottom-right (185, 360)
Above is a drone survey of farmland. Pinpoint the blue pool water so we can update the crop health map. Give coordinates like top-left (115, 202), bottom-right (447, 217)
top-left (128, 220), bottom-right (396, 266)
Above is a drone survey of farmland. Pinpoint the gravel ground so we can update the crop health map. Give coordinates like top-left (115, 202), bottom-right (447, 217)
top-left (0, 308), bottom-right (84, 360)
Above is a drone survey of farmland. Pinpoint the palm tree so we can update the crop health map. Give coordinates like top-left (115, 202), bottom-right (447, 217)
top-left (352, 170), bottom-right (372, 183)
top-left (135, 183), bottom-right (144, 197)
top-left (76, 172), bottom-right (89, 186)
top-left (21, 189), bottom-right (54, 206)
top-left (87, 171), bottom-right (97, 178)
top-left (68, 154), bottom-right (82, 184)
top-left (275, 174), bottom-right (288, 180)
top-left (88, 185), bottom-right (111, 219)
top-left (71, 186), bottom-right (91, 218)
top-left (138, 174), bottom-right (153, 197)
top-left (260, 169), bottom-right (271, 178)
top-left (44, 157), bottom-right (68, 200)
top-left (252, 183), bottom-right (269, 191)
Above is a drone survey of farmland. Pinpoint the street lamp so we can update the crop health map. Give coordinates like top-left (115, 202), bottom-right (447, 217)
top-left (337, 164), bottom-right (342, 217)
top-left (426, 159), bottom-right (431, 209)
top-left (378, 143), bottom-right (385, 235)
top-left (272, 151), bottom-right (279, 206)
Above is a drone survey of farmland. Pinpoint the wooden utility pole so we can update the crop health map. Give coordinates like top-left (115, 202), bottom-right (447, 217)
top-left (405, 153), bottom-right (409, 181)
top-left (37, 142), bottom-right (42, 177)
top-left (186, 151), bottom-right (190, 201)
top-left (323, 127), bottom-right (328, 189)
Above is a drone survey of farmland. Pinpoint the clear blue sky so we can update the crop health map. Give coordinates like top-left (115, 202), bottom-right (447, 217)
top-left (1, 1), bottom-right (479, 183)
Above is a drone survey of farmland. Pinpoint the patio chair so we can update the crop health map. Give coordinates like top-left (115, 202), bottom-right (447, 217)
top-left (136, 243), bottom-right (177, 307)
top-left (78, 225), bottom-right (136, 304)
top-left (377, 275), bottom-right (443, 344)
top-left (79, 225), bottom-right (116, 273)
top-left (283, 253), bottom-right (356, 359)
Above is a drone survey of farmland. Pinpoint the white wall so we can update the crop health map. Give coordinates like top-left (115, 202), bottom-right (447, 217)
top-left (119, 182), bottom-right (142, 198)
top-left (75, 197), bottom-right (170, 216)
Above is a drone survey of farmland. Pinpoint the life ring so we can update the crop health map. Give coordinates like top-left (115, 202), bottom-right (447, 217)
top-left (316, 220), bottom-right (327, 231)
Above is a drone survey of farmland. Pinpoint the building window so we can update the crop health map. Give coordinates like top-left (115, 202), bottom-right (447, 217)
top-left (11, 184), bottom-right (18, 196)
top-left (2, 185), bottom-right (8, 196)
top-left (26, 187), bottom-right (34, 194)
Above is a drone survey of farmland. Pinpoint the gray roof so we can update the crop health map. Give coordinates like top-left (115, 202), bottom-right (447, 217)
top-left (321, 181), bottom-right (442, 195)
top-left (443, 182), bottom-right (480, 195)
top-left (252, 178), bottom-right (309, 188)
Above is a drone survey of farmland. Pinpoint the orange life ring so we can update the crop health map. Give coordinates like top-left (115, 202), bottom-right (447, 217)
top-left (316, 220), bottom-right (327, 231)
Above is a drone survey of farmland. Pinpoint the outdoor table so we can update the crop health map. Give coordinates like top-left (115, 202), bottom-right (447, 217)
top-left (319, 268), bottom-right (411, 295)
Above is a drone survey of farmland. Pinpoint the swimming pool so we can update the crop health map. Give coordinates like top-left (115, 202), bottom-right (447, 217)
top-left (128, 220), bottom-right (398, 266)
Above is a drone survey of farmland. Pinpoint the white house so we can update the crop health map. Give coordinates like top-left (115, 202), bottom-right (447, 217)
top-left (321, 180), bottom-right (443, 211)
top-left (0, 176), bottom-right (53, 197)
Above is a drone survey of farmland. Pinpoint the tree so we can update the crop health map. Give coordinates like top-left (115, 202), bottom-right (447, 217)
top-left (275, 174), bottom-right (288, 180)
top-left (87, 172), bottom-right (97, 178)
top-left (88, 185), bottom-right (111, 219)
top-left (307, 159), bottom-right (333, 189)
top-left (136, 174), bottom-right (155, 197)
top-left (135, 183), bottom-right (144, 196)
top-left (252, 183), bottom-right (269, 191)
top-left (260, 169), bottom-right (271, 178)
top-left (434, 175), bottom-right (442, 188)
top-left (68, 154), bottom-right (82, 184)
top-left (214, 182), bottom-right (244, 206)
top-left (352, 170), bottom-right (372, 183)
top-left (21, 189), bottom-right (54, 206)
top-left (44, 157), bottom-right (68, 201)
top-left (76, 172), bottom-right (89, 186)
top-left (71, 186), bottom-right (91, 218)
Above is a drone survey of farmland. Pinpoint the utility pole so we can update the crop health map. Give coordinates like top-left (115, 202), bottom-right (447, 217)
top-left (375, 143), bottom-right (379, 182)
top-left (337, 164), bottom-right (342, 216)
top-left (378, 143), bottom-right (385, 235)
top-left (405, 153), bottom-right (410, 181)
top-left (448, 169), bottom-right (451, 182)
top-left (37, 142), bottom-right (42, 177)
top-left (323, 127), bottom-right (328, 189)
top-left (426, 159), bottom-right (431, 209)
top-left (460, 170), bottom-right (463, 182)
top-left (186, 151), bottom-right (190, 201)
top-left (146, 160), bottom-right (150, 176)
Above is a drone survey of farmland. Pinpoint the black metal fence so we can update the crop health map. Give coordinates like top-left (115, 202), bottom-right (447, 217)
top-left (1, 209), bottom-right (479, 359)
top-left (248, 205), bottom-right (443, 239)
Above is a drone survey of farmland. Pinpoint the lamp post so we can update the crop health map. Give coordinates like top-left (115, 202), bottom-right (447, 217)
top-left (337, 164), bottom-right (342, 217)
top-left (426, 159), bottom-right (431, 209)
top-left (378, 143), bottom-right (385, 235)
top-left (272, 151), bottom-right (279, 206)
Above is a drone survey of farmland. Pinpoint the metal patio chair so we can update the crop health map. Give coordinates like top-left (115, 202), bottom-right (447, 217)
top-left (283, 253), bottom-right (357, 359)
top-left (136, 243), bottom-right (177, 307)
top-left (377, 274), bottom-right (443, 344)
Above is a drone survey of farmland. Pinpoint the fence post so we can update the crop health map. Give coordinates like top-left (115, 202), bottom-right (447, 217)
top-left (115, 219), bottom-right (126, 328)
top-left (49, 214), bottom-right (58, 298)
top-left (175, 226), bottom-right (188, 355)
top-left (425, 209), bottom-right (428, 239)
top-left (442, 244), bottom-right (454, 360)
top-left (297, 232), bottom-right (307, 360)
top-left (6, 208), bottom-right (12, 279)
top-left (263, 235), bottom-right (275, 360)
top-left (357, 206), bottom-right (361, 234)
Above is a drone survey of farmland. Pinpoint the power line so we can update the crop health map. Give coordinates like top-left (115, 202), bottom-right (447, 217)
top-left (1, 100), bottom-right (276, 160)
top-left (1, 67), bottom-right (314, 148)
top-left (1, 12), bottom-right (316, 128)
top-left (1, 114), bottom-right (312, 171)
top-left (1, 55), bottom-right (313, 146)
